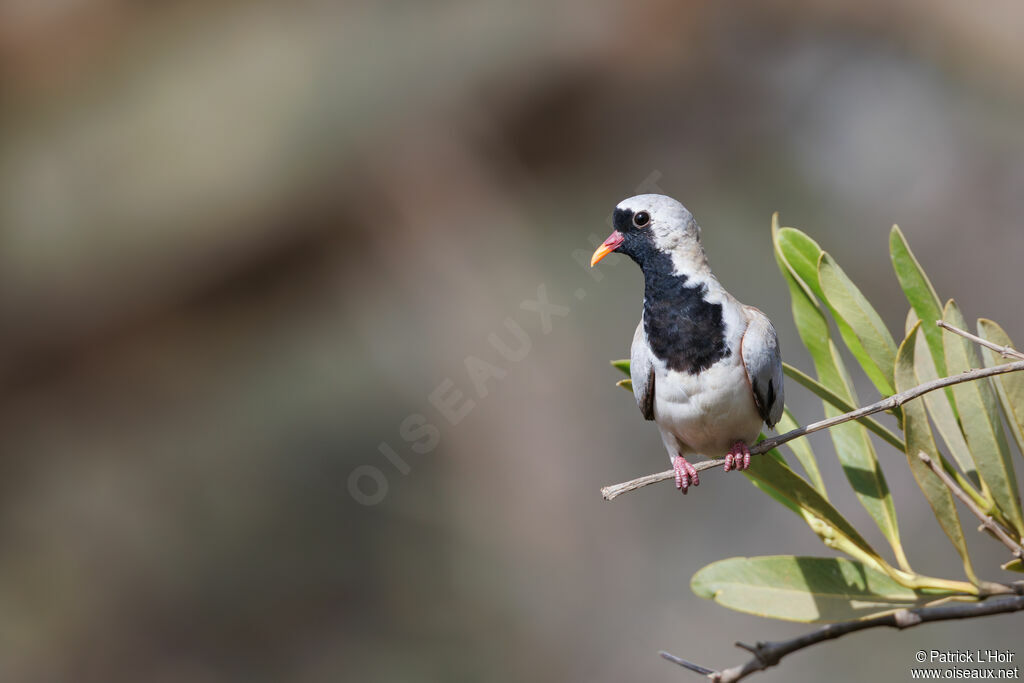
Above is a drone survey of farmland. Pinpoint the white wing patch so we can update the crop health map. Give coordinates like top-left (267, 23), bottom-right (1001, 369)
top-left (630, 321), bottom-right (656, 421)
top-left (740, 306), bottom-right (784, 428)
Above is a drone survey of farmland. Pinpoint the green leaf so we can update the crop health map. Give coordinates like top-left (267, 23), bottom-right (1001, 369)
top-left (914, 322), bottom-right (979, 484)
top-left (782, 363), bottom-right (904, 452)
top-left (905, 308), bottom-right (919, 337)
top-left (774, 229), bottom-right (833, 377)
top-left (1003, 559), bottom-right (1024, 573)
top-left (943, 301), bottom-right (1024, 534)
top-left (775, 227), bottom-right (828, 301)
top-left (773, 219), bottom-right (907, 570)
top-left (891, 226), bottom-right (961, 431)
top-left (746, 449), bottom-right (806, 516)
top-left (896, 324), bottom-right (977, 582)
top-left (822, 342), bottom-right (904, 568)
top-left (691, 555), bottom-right (926, 623)
top-left (611, 359), bottom-right (631, 376)
top-left (744, 449), bottom-right (882, 565)
top-left (890, 226), bottom-right (947, 375)
top-left (818, 253), bottom-right (898, 396)
top-left (977, 319), bottom-right (1024, 460)
top-left (779, 227), bottom-right (897, 397)
top-left (777, 409), bottom-right (827, 497)
top-left (615, 378), bottom-right (632, 392)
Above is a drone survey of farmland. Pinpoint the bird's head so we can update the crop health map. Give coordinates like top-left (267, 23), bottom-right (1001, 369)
top-left (591, 194), bottom-right (704, 270)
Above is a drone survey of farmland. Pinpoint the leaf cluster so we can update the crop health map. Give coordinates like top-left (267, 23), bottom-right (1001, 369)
top-left (612, 219), bottom-right (1024, 622)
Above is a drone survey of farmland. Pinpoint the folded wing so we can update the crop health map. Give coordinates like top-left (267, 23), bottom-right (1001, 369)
top-left (740, 306), bottom-right (784, 428)
top-left (630, 321), bottom-right (656, 421)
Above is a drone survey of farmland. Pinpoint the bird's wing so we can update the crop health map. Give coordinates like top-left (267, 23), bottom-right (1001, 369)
top-left (740, 306), bottom-right (784, 428)
top-left (630, 321), bottom-right (656, 421)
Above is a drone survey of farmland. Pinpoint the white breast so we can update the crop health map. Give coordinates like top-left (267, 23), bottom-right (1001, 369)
top-left (653, 355), bottom-right (763, 458)
top-left (638, 265), bottom-right (766, 459)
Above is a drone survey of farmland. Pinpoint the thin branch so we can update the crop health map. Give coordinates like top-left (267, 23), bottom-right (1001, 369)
top-left (659, 652), bottom-right (715, 676)
top-left (937, 320), bottom-right (1024, 361)
top-left (662, 595), bottom-right (1024, 683)
top-left (782, 362), bottom-right (905, 450)
top-left (601, 359), bottom-right (1024, 500)
top-left (918, 451), bottom-right (1024, 561)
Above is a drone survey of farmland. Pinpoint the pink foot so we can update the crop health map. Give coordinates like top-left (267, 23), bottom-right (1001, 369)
top-left (723, 441), bottom-right (752, 472)
top-left (671, 455), bottom-right (700, 493)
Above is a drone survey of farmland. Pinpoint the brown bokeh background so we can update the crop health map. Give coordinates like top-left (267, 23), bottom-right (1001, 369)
top-left (2, 2), bottom-right (1024, 681)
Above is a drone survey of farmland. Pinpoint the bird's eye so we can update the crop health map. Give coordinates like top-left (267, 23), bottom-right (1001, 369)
top-left (633, 211), bottom-right (650, 228)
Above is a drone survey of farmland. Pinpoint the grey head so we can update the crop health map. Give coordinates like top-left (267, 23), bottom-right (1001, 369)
top-left (591, 194), bottom-right (704, 271)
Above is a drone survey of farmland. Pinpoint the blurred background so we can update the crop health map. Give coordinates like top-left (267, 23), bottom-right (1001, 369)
top-left (2, 1), bottom-right (1024, 681)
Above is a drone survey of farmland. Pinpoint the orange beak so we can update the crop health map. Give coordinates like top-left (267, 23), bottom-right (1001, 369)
top-left (591, 231), bottom-right (624, 266)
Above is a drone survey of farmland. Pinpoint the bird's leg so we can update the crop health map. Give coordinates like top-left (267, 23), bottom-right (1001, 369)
top-left (671, 455), bottom-right (700, 493)
top-left (723, 441), bottom-right (752, 472)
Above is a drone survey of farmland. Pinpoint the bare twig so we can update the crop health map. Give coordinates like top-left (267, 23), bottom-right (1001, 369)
top-left (918, 452), bottom-right (1024, 561)
top-left (601, 359), bottom-right (1024, 500)
top-left (663, 596), bottom-right (1024, 683)
top-left (659, 652), bottom-right (715, 675)
top-left (937, 320), bottom-right (1024, 361)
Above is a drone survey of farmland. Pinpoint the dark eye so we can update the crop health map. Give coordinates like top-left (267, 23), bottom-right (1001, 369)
top-left (633, 211), bottom-right (650, 228)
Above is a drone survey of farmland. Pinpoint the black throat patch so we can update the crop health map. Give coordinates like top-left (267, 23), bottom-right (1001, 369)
top-left (641, 250), bottom-right (729, 375)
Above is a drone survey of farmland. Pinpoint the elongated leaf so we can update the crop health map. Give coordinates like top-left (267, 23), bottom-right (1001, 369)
top-left (914, 324), bottom-right (979, 484)
top-left (891, 226), bottom-right (961, 428)
top-left (783, 363), bottom-right (904, 451)
top-left (824, 342), bottom-right (904, 568)
top-left (612, 360), bottom-right (633, 391)
top-left (775, 227), bottom-right (827, 300)
top-left (774, 219), bottom-right (907, 569)
top-left (744, 448), bottom-right (881, 564)
top-left (746, 449), bottom-right (805, 516)
top-left (691, 555), bottom-right (925, 623)
top-left (906, 308), bottom-right (919, 337)
top-left (977, 319), bottom-right (1024, 460)
top-left (943, 301), bottom-right (1024, 533)
top-left (819, 252), bottom-right (898, 396)
top-left (780, 228), bottom-right (897, 397)
top-left (776, 409), bottom-right (826, 497)
top-left (890, 226), bottom-right (947, 374)
top-left (896, 324), bottom-right (976, 582)
top-left (774, 229), bottom-right (833, 377)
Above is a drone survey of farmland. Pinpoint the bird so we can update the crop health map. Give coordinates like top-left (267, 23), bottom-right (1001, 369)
top-left (591, 194), bottom-right (784, 493)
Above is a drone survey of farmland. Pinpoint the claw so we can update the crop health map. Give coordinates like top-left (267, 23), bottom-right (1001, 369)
top-left (672, 455), bottom-right (699, 493)
top-left (725, 441), bottom-right (752, 472)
